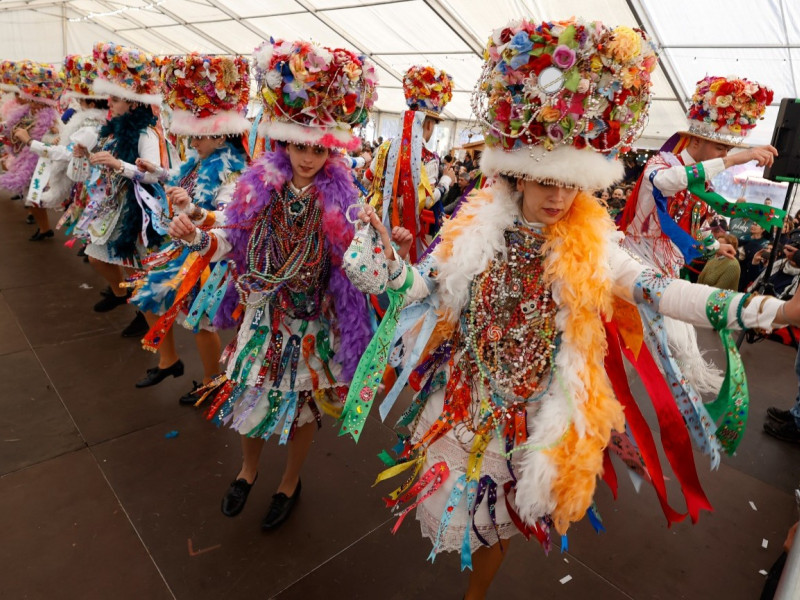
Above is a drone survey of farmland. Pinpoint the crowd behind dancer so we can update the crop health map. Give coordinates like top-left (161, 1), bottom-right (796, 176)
top-left (1, 18), bottom-right (800, 600)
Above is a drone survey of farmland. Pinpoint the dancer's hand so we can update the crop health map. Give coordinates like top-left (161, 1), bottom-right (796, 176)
top-left (725, 145), bottom-right (778, 169)
top-left (169, 214), bottom-right (197, 243)
top-left (716, 242), bottom-right (736, 260)
top-left (391, 227), bottom-right (413, 261)
top-left (13, 128), bottom-right (31, 145)
top-left (358, 204), bottom-right (394, 259)
top-left (135, 158), bottom-right (157, 173)
top-left (166, 186), bottom-right (191, 211)
top-left (90, 151), bottom-right (122, 170)
top-left (73, 144), bottom-right (88, 158)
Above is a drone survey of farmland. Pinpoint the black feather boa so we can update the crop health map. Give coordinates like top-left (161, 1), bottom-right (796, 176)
top-left (100, 105), bottom-right (164, 260)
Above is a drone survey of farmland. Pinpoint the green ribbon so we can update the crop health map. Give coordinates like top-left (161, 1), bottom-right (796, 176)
top-left (686, 163), bottom-right (786, 230)
top-left (340, 269), bottom-right (414, 442)
top-left (704, 289), bottom-right (749, 454)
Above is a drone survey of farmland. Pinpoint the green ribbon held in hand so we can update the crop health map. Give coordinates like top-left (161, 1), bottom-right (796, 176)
top-left (704, 289), bottom-right (749, 454)
top-left (686, 163), bottom-right (786, 231)
top-left (340, 269), bottom-right (414, 442)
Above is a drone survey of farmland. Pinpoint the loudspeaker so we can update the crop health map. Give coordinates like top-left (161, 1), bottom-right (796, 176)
top-left (763, 98), bottom-right (800, 182)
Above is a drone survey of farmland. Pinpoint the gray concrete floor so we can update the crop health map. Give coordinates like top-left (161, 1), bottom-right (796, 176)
top-left (1, 193), bottom-right (799, 599)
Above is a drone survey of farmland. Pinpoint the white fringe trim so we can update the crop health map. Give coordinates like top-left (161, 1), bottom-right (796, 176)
top-left (169, 109), bottom-right (250, 136)
top-left (93, 78), bottom-right (161, 106)
top-left (480, 145), bottom-right (624, 191)
top-left (258, 119), bottom-right (360, 151)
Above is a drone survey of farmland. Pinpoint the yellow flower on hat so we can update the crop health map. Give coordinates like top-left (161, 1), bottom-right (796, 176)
top-left (709, 79), bottom-right (724, 93)
top-left (538, 105), bottom-right (561, 122)
top-left (607, 26), bottom-right (641, 62)
top-left (590, 55), bottom-right (604, 73)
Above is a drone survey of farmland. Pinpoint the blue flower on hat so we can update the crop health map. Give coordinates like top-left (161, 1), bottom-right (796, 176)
top-left (508, 32), bottom-right (533, 70)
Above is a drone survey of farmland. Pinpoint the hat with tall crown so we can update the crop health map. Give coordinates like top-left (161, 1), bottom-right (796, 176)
top-left (475, 18), bottom-right (657, 190)
top-left (682, 75), bottom-right (773, 147)
top-left (64, 54), bottom-right (106, 100)
top-left (161, 53), bottom-right (250, 136)
top-left (253, 38), bottom-right (378, 151)
top-left (18, 61), bottom-right (66, 106)
top-left (403, 65), bottom-right (453, 120)
top-left (92, 41), bottom-right (162, 105)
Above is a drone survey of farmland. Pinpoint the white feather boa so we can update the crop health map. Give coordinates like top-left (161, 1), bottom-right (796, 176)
top-left (432, 183), bottom-right (616, 525)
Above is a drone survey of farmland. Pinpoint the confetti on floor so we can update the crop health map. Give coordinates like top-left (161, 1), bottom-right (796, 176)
top-left (762, 539), bottom-right (769, 549)
top-left (759, 570), bottom-right (768, 576)
top-left (749, 501), bottom-right (758, 511)
top-left (559, 575), bottom-right (572, 585)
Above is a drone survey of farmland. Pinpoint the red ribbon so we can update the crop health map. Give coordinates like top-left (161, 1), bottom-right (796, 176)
top-left (604, 321), bottom-right (687, 526)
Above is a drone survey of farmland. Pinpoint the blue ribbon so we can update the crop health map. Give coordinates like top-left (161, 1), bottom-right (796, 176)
top-left (249, 107), bottom-right (263, 158)
top-left (649, 169), bottom-right (700, 263)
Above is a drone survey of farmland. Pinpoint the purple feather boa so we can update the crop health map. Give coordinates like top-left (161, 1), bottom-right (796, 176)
top-left (0, 107), bottom-right (59, 195)
top-left (213, 146), bottom-right (371, 381)
top-left (1, 101), bottom-right (29, 137)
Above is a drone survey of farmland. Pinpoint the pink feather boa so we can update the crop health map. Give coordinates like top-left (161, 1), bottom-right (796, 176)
top-left (0, 106), bottom-right (59, 194)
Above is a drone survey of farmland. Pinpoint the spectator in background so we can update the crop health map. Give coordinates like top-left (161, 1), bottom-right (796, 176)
top-left (765, 197), bottom-right (773, 206)
top-left (740, 222), bottom-right (770, 291)
top-left (442, 170), bottom-right (470, 215)
top-left (698, 233), bottom-right (740, 290)
top-left (612, 187), bottom-right (625, 203)
top-left (728, 197), bottom-right (753, 243)
top-left (598, 189), bottom-right (610, 203)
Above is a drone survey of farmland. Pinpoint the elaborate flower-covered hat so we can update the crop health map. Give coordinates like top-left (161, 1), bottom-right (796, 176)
top-left (403, 65), bottom-right (453, 120)
top-left (92, 42), bottom-right (162, 106)
top-left (161, 53), bottom-right (250, 136)
top-left (682, 76), bottom-right (773, 147)
top-left (63, 55), bottom-right (106, 100)
top-left (0, 60), bottom-right (23, 93)
top-left (475, 18), bottom-right (657, 190)
top-left (253, 38), bottom-right (378, 151)
top-left (18, 61), bottom-right (66, 106)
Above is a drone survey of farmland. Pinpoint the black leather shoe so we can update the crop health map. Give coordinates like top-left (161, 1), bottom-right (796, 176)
top-left (121, 311), bottom-right (149, 338)
top-left (77, 245), bottom-right (87, 257)
top-left (767, 407), bottom-right (794, 424)
top-left (135, 359), bottom-right (184, 388)
top-left (261, 480), bottom-right (301, 530)
top-left (93, 290), bottom-right (131, 312)
top-left (29, 229), bottom-right (54, 241)
top-left (221, 476), bottom-right (257, 517)
top-left (179, 381), bottom-right (202, 406)
top-left (764, 420), bottom-right (800, 444)
top-left (25, 213), bottom-right (34, 222)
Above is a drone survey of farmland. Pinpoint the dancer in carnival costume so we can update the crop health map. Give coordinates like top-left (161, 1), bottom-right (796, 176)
top-left (368, 65), bottom-right (455, 262)
top-left (130, 53), bottom-right (250, 395)
top-left (343, 18), bottom-right (800, 599)
top-left (619, 75), bottom-right (779, 393)
top-left (167, 38), bottom-right (378, 529)
top-left (75, 42), bottom-right (168, 327)
top-left (0, 60), bottom-right (23, 130)
top-left (0, 61), bottom-right (64, 238)
top-left (15, 55), bottom-right (108, 242)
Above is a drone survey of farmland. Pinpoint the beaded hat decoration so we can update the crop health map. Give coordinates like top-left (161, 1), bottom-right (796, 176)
top-left (92, 41), bottom-right (162, 106)
top-left (474, 18), bottom-right (657, 190)
top-left (403, 65), bottom-right (453, 120)
top-left (161, 53), bottom-right (251, 137)
top-left (682, 76), bottom-right (773, 147)
top-left (64, 55), bottom-right (106, 100)
top-left (0, 59), bottom-right (23, 93)
top-left (253, 38), bottom-right (379, 151)
top-left (18, 61), bottom-right (66, 106)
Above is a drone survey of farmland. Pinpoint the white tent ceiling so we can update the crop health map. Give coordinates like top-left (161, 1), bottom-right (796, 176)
top-left (0, 0), bottom-right (797, 148)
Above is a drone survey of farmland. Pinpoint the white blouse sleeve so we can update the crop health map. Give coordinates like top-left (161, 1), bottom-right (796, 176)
top-left (29, 140), bottom-right (73, 163)
top-left (609, 241), bottom-right (782, 330)
top-left (119, 129), bottom-right (161, 184)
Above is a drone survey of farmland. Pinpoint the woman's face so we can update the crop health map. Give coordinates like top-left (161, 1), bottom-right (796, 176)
top-left (517, 179), bottom-right (579, 225)
top-left (108, 96), bottom-right (131, 117)
top-left (287, 142), bottom-right (329, 187)
top-left (190, 136), bottom-right (225, 160)
top-left (750, 222), bottom-right (764, 237)
top-left (600, 190), bottom-right (610, 201)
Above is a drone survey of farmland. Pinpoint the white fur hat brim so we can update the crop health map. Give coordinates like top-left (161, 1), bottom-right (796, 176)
top-left (18, 92), bottom-right (60, 107)
top-left (169, 109), bottom-right (250, 136)
top-left (64, 90), bottom-right (109, 102)
top-left (259, 119), bottom-right (361, 152)
top-left (480, 144), bottom-right (624, 191)
top-left (93, 78), bottom-right (161, 106)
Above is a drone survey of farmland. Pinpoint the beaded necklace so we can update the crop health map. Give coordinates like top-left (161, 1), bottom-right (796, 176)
top-left (236, 184), bottom-right (329, 319)
top-left (459, 223), bottom-right (558, 415)
top-left (178, 161), bottom-right (201, 200)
